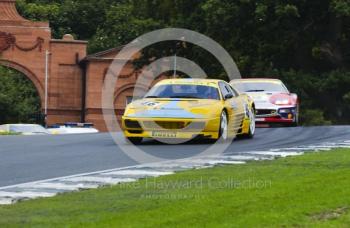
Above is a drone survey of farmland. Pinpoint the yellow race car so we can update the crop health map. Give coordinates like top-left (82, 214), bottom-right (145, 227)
top-left (122, 79), bottom-right (256, 144)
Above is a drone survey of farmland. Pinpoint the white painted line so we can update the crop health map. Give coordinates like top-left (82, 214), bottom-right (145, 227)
top-left (0, 191), bottom-right (56, 198)
top-left (0, 198), bottom-right (13, 205)
top-left (101, 170), bottom-right (174, 176)
top-left (271, 147), bottom-right (315, 152)
top-left (310, 148), bottom-right (332, 151)
top-left (247, 151), bottom-right (303, 157)
top-left (182, 159), bottom-right (246, 165)
top-left (63, 177), bottom-right (136, 185)
top-left (23, 182), bottom-right (99, 191)
top-left (271, 146), bottom-right (336, 152)
top-left (0, 164), bottom-right (144, 191)
top-left (139, 163), bottom-right (204, 169)
top-left (220, 155), bottom-right (264, 161)
top-left (202, 160), bottom-right (246, 165)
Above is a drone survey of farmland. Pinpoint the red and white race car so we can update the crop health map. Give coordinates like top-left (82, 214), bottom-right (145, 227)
top-left (230, 78), bottom-right (299, 126)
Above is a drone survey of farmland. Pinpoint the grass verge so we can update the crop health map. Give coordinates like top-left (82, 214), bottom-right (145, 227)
top-left (1, 149), bottom-right (350, 227)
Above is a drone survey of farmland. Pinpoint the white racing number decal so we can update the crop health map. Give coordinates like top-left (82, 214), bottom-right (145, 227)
top-left (142, 101), bottom-right (160, 107)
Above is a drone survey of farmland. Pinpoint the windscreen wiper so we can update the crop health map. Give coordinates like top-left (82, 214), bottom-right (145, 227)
top-left (170, 96), bottom-right (200, 99)
top-left (245, 90), bottom-right (265, 92)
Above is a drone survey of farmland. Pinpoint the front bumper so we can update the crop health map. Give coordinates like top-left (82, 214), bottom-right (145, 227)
top-left (255, 106), bottom-right (297, 123)
top-left (122, 116), bottom-right (221, 139)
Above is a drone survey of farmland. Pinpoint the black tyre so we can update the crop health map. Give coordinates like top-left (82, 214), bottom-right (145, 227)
top-left (127, 137), bottom-right (143, 145)
top-left (241, 107), bottom-right (255, 139)
top-left (218, 111), bottom-right (228, 142)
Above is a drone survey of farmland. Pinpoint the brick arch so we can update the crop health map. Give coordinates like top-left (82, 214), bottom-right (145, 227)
top-left (0, 0), bottom-right (88, 127)
top-left (114, 83), bottom-right (149, 102)
top-left (0, 59), bottom-right (44, 108)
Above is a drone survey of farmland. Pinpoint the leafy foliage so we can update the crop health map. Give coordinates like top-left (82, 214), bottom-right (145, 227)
top-left (0, 66), bottom-right (41, 124)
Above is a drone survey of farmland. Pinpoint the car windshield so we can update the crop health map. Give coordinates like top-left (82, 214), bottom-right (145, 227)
top-left (9, 125), bottom-right (48, 134)
top-left (232, 81), bottom-right (288, 93)
top-left (145, 84), bottom-right (220, 100)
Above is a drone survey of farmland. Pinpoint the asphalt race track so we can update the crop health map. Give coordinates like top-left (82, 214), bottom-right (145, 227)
top-left (0, 126), bottom-right (350, 187)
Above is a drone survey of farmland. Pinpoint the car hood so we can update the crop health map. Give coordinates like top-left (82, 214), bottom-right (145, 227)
top-left (124, 99), bottom-right (221, 118)
top-left (245, 92), bottom-right (278, 103)
top-left (245, 92), bottom-right (296, 109)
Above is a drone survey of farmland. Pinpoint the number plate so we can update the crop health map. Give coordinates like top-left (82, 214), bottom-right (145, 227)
top-left (152, 131), bottom-right (177, 138)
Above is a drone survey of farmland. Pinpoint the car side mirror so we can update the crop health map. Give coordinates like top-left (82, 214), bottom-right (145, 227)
top-left (224, 94), bottom-right (234, 100)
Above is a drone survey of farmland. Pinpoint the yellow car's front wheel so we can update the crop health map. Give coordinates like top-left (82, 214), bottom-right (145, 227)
top-left (218, 111), bottom-right (228, 142)
top-left (127, 137), bottom-right (143, 145)
top-left (241, 107), bottom-right (255, 139)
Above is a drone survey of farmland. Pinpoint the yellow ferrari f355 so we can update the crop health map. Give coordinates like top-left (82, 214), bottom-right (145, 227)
top-left (122, 79), bottom-right (256, 144)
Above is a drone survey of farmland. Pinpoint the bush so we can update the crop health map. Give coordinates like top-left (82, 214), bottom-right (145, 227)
top-left (276, 69), bottom-right (350, 125)
top-left (300, 109), bottom-right (332, 126)
top-left (0, 66), bottom-right (41, 125)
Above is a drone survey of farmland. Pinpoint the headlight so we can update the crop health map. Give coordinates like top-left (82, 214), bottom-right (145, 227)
top-left (274, 99), bottom-right (290, 105)
top-left (279, 108), bottom-right (296, 114)
top-left (279, 108), bottom-right (291, 113)
top-left (270, 94), bottom-right (293, 106)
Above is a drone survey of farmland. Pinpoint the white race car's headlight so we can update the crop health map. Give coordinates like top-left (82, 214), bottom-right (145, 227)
top-left (274, 99), bottom-right (290, 105)
top-left (270, 94), bottom-right (295, 106)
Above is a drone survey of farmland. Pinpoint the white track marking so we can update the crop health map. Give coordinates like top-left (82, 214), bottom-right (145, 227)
top-left (63, 177), bottom-right (136, 185)
top-left (139, 163), bottom-right (209, 169)
top-left (271, 147), bottom-right (321, 152)
top-left (219, 155), bottom-right (264, 161)
top-left (0, 166), bottom-right (143, 191)
top-left (23, 182), bottom-right (99, 191)
top-left (184, 159), bottom-right (246, 165)
top-left (101, 170), bottom-right (173, 176)
top-left (0, 191), bottom-right (56, 198)
top-left (309, 145), bottom-right (338, 150)
top-left (202, 160), bottom-right (246, 165)
top-left (272, 145), bottom-right (350, 152)
top-left (0, 198), bottom-right (13, 205)
top-left (306, 147), bottom-right (332, 151)
top-left (247, 151), bottom-right (303, 157)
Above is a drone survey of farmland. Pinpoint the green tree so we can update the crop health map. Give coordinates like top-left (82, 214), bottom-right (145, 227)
top-left (89, 2), bottom-right (162, 53)
top-left (0, 66), bottom-right (41, 124)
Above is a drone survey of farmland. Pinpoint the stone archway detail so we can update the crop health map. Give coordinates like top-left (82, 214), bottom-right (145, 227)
top-left (0, 31), bottom-right (44, 53)
top-left (0, 0), bottom-right (88, 126)
top-left (0, 59), bottom-right (44, 106)
top-left (114, 83), bottom-right (149, 101)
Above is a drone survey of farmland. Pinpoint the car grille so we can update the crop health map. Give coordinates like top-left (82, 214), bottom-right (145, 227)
top-left (256, 109), bottom-right (277, 116)
top-left (142, 121), bottom-right (206, 131)
top-left (143, 121), bottom-right (186, 130)
top-left (125, 120), bottom-right (142, 129)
